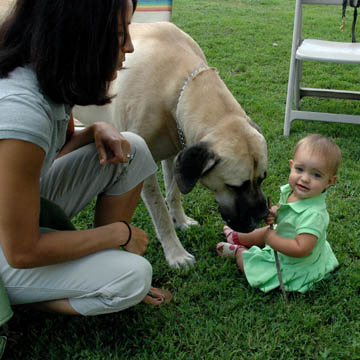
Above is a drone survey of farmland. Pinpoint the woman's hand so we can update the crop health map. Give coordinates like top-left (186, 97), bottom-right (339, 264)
top-left (92, 122), bottom-right (131, 165)
top-left (265, 203), bottom-right (280, 226)
top-left (58, 120), bottom-right (131, 163)
top-left (120, 223), bottom-right (149, 256)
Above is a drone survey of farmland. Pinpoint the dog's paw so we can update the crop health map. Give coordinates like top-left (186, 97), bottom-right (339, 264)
top-left (174, 216), bottom-right (199, 231)
top-left (166, 249), bottom-right (196, 269)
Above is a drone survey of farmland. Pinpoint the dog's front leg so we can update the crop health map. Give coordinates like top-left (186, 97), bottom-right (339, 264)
top-left (162, 158), bottom-right (199, 230)
top-left (141, 173), bottom-right (196, 268)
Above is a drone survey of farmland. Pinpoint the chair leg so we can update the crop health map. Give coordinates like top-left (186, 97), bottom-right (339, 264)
top-left (284, 57), bottom-right (296, 136)
top-left (295, 59), bottom-right (301, 110)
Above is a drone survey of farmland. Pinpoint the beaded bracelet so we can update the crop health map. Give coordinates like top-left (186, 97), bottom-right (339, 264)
top-left (120, 220), bottom-right (132, 247)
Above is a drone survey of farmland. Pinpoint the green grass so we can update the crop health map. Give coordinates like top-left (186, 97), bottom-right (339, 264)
top-left (7, 0), bottom-right (360, 359)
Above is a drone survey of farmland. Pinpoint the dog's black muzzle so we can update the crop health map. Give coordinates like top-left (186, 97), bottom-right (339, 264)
top-left (219, 182), bottom-right (269, 233)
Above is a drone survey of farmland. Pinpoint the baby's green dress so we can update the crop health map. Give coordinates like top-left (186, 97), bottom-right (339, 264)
top-left (242, 184), bottom-right (339, 293)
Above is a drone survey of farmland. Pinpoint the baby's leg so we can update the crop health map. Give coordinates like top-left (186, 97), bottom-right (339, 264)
top-left (224, 225), bottom-right (268, 248)
top-left (215, 242), bottom-right (247, 274)
top-left (236, 248), bottom-right (249, 273)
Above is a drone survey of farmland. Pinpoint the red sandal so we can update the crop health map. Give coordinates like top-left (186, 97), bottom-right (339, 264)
top-left (223, 225), bottom-right (242, 245)
top-left (216, 242), bottom-right (248, 257)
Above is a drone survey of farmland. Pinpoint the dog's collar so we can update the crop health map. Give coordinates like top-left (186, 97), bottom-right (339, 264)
top-left (175, 65), bottom-right (209, 149)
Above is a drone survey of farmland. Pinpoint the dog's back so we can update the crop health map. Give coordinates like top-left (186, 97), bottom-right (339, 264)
top-left (74, 22), bottom-right (208, 160)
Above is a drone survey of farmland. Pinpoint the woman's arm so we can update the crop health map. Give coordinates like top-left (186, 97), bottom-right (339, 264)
top-left (0, 139), bottom-right (148, 268)
top-left (58, 122), bottom-right (131, 165)
top-left (264, 228), bottom-right (317, 258)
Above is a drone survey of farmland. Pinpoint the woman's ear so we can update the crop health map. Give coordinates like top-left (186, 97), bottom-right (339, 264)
top-left (289, 159), bottom-right (293, 168)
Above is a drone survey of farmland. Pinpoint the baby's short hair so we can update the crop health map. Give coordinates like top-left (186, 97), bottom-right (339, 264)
top-left (294, 134), bottom-right (342, 175)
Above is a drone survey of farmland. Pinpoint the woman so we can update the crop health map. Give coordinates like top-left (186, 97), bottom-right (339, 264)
top-left (0, 0), bottom-right (171, 316)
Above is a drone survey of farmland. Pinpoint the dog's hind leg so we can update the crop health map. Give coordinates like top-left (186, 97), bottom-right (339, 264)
top-left (162, 158), bottom-right (199, 230)
top-left (141, 173), bottom-right (196, 268)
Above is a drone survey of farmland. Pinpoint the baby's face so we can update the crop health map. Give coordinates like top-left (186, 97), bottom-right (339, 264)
top-left (288, 147), bottom-right (336, 201)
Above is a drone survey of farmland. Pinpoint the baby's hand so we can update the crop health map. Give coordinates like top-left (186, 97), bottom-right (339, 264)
top-left (264, 227), bottom-right (277, 246)
top-left (265, 203), bottom-right (280, 225)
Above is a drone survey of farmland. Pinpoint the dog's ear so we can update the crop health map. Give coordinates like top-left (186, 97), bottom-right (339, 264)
top-left (174, 142), bottom-right (217, 194)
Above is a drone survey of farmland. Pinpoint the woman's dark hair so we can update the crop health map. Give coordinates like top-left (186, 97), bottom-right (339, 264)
top-left (0, 0), bottom-right (137, 105)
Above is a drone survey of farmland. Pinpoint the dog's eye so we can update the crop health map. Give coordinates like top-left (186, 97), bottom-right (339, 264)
top-left (226, 180), bottom-right (250, 191)
top-left (257, 175), bottom-right (266, 185)
top-left (225, 184), bottom-right (239, 190)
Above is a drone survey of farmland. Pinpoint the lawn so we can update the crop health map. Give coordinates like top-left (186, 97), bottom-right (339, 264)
top-left (7, 0), bottom-right (360, 359)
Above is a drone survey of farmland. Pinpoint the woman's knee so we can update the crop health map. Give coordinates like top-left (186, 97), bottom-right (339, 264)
top-left (132, 256), bottom-right (153, 298)
top-left (104, 254), bottom-right (153, 303)
top-left (107, 256), bottom-right (153, 312)
top-left (122, 132), bottom-right (152, 160)
top-left (69, 255), bottom-right (153, 316)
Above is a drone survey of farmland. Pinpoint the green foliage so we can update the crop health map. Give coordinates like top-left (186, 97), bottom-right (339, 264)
top-left (8, 0), bottom-right (360, 359)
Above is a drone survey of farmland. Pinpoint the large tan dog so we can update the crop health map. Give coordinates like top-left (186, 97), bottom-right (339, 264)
top-left (74, 22), bottom-right (268, 268)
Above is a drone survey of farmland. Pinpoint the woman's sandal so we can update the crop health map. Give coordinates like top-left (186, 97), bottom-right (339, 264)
top-left (144, 287), bottom-right (172, 306)
top-left (216, 242), bottom-right (248, 258)
top-left (223, 225), bottom-right (242, 245)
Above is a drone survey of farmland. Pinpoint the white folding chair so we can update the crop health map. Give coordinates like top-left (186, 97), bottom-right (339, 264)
top-left (284, 0), bottom-right (360, 136)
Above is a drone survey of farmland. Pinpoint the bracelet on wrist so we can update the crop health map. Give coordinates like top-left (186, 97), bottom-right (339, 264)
top-left (120, 220), bottom-right (132, 247)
